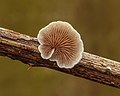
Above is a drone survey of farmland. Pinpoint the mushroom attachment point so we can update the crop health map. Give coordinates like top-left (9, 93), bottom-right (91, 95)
top-left (37, 21), bottom-right (84, 68)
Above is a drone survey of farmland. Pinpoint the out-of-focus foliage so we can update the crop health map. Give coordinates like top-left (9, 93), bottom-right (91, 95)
top-left (0, 0), bottom-right (120, 96)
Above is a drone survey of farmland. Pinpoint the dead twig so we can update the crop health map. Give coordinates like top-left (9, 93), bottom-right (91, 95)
top-left (0, 27), bottom-right (120, 88)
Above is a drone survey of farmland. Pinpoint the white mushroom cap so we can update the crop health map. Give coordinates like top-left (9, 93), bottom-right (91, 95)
top-left (37, 21), bottom-right (84, 68)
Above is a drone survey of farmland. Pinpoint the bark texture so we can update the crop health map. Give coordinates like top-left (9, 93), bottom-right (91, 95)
top-left (0, 27), bottom-right (120, 88)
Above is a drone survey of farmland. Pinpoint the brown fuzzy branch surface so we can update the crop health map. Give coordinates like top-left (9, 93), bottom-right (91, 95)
top-left (0, 27), bottom-right (120, 88)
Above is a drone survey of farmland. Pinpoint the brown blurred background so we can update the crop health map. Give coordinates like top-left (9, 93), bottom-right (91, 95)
top-left (0, 0), bottom-right (120, 96)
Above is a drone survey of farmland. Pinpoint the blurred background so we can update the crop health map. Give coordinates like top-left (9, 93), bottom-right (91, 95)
top-left (0, 0), bottom-right (120, 96)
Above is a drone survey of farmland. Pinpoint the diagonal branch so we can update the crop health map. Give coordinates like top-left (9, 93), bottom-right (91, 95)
top-left (0, 27), bottom-right (120, 88)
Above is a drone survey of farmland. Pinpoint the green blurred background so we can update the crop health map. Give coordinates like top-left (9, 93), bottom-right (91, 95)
top-left (0, 0), bottom-right (120, 96)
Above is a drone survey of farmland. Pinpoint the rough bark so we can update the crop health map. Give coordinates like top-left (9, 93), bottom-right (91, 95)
top-left (0, 27), bottom-right (120, 88)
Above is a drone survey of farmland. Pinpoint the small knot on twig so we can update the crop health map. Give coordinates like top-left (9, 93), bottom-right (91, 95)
top-left (27, 63), bottom-right (34, 70)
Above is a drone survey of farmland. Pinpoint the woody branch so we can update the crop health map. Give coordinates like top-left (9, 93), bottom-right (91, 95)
top-left (0, 27), bottom-right (120, 88)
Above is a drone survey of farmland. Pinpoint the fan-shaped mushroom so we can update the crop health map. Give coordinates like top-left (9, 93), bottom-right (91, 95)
top-left (37, 21), bottom-right (84, 68)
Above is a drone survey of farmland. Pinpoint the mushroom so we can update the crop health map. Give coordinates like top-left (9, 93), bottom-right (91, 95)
top-left (37, 21), bottom-right (84, 68)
